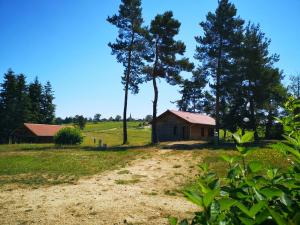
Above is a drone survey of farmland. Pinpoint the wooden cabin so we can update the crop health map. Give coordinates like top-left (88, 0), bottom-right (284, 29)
top-left (156, 110), bottom-right (215, 142)
top-left (10, 123), bottom-right (65, 143)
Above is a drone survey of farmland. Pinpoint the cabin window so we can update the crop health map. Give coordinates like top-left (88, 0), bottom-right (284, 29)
top-left (201, 127), bottom-right (205, 137)
top-left (173, 126), bottom-right (177, 136)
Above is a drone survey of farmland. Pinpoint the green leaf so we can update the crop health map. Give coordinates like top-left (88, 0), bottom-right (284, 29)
top-left (183, 190), bottom-right (203, 207)
top-left (280, 193), bottom-right (292, 207)
top-left (255, 209), bottom-right (270, 224)
top-left (221, 155), bottom-right (241, 164)
top-left (248, 161), bottom-right (263, 173)
top-left (259, 188), bottom-right (283, 199)
top-left (168, 217), bottom-right (178, 225)
top-left (198, 163), bottom-right (208, 172)
top-left (267, 207), bottom-right (287, 225)
top-left (236, 146), bottom-right (247, 154)
top-left (241, 132), bottom-right (254, 143)
top-left (218, 198), bottom-right (236, 211)
top-left (267, 169), bottom-right (278, 179)
top-left (238, 217), bottom-right (255, 225)
top-left (203, 188), bottom-right (220, 208)
top-left (235, 201), bottom-right (265, 218)
top-left (233, 133), bottom-right (241, 144)
top-left (210, 201), bottom-right (220, 220)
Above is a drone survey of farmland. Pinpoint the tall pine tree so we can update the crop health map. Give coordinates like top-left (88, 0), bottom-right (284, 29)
top-left (41, 81), bottom-right (55, 124)
top-left (0, 69), bottom-right (17, 142)
top-left (143, 11), bottom-right (193, 144)
top-left (15, 74), bottom-right (31, 127)
top-left (240, 23), bottom-right (280, 139)
top-left (28, 77), bottom-right (43, 123)
top-left (195, 0), bottom-right (244, 143)
top-left (107, 0), bottom-right (146, 144)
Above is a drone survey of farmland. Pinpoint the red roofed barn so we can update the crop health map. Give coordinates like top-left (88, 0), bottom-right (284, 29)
top-left (156, 110), bottom-right (215, 142)
top-left (10, 123), bottom-right (65, 143)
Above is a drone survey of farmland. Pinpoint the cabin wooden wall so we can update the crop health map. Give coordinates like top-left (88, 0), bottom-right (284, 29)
top-left (156, 113), bottom-right (215, 142)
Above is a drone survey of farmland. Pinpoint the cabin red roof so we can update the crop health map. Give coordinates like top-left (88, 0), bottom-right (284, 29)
top-left (24, 123), bottom-right (65, 137)
top-left (159, 110), bottom-right (216, 126)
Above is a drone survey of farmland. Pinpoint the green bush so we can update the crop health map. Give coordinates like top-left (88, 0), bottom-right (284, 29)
top-left (54, 127), bottom-right (83, 145)
top-left (170, 98), bottom-right (300, 225)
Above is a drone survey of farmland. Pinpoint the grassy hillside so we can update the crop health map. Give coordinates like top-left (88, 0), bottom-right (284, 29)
top-left (82, 121), bottom-right (151, 146)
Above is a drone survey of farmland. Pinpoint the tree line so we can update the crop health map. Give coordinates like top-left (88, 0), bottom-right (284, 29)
top-left (0, 69), bottom-right (55, 143)
top-left (55, 114), bottom-right (153, 126)
top-left (108, 0), bottom-right (296, 144)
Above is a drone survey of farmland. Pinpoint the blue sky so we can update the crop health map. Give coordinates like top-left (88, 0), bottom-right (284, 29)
top-left (0, 0), bottom-right (299, 119)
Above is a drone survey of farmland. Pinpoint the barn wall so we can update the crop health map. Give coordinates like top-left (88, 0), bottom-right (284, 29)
top-left (156, 113), bottom-right (190, 142)
top-left (190, 125), bottom-right (214, 140)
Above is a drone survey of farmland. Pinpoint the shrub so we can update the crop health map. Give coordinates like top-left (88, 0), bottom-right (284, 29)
top-left (170, 97), bottom-right (300, 225)
top-left (54, 127), bottom-right (83, 145)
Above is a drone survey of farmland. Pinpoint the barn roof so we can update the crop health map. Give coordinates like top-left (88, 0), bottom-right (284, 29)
top-left (159, 110), bottom-right (216, 126)
top-left (24, 123), bottom-right (65, 137)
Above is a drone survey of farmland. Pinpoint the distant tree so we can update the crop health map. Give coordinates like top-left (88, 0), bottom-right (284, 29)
top-left (143, 11), bottom-right (193, 144)
top-left (195, 0), bottom-right (244, 143)
top-left (93, 113), bottom-right (101, 122)
top-left (74, 115), bottom-right (87, 130)
top-left (55, 117), bottom-right (64, 125)
top-left (115, 115), bottom-right (122, 121)
top-left (28, 77), bottom-right (43, 123)
top-left (176, 68), bottom-right (207, 112)
top-left (144, 115), bottom-right (153, 123)
top-left (40, 81), bottom-right (55, 124)
top-left (107, 0), bottom-right (146, 144)
top-left (0, 69), bottom-right (17, 142)
top-left (108, 116), bottom-right (114, 121)
top-left (15, 74), bottom-right (31, 128)
top-left (288, 73), bottom-right (300, 98)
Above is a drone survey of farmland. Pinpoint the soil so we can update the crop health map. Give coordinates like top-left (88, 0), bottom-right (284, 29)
top-left (0, 149), bottom-right (201, 225)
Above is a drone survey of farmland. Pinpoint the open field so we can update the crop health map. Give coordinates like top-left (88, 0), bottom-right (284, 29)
top-left (0, 122), bottom-right (291, 224)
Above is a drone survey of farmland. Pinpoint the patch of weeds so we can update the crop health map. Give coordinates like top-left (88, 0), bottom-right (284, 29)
top-left (173, 164), bottom-right (182, 168)
top-left (132, 174), bottom-right (147, 179)
top-left (115, 178), bottom-right (140, 185)
top-left (144, 191), bottom-right (158, 196)
top-left (117, 170), bottom-right (130, 175)
top-left (164, 190), bottom-right (177, 196)
top-left (174, 172), bottom-right (183, 176)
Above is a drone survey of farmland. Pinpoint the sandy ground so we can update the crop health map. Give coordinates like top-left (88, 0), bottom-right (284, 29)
top-left (0, 149), bottom-right (201, 225)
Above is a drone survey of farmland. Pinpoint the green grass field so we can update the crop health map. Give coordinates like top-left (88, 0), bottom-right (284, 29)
top-left (0, 121), bottom-right (289, 188)
top-left (0, 121), bottom-right (150, 187)
top-left (82, 121), bottom-right (151, 146)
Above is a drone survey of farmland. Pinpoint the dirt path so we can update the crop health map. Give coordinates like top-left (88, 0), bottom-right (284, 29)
top-left (0, 150), bottom-right (201, 225)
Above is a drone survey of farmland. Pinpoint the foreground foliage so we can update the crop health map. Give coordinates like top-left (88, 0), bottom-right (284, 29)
top-left (171, 98), bottom-right (300, 225)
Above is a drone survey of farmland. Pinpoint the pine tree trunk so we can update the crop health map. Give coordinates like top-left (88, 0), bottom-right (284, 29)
top-left (249, 81), bottom-right (258, 140)
top-left (123, 77), bottom-right (129, 145)
top-left (152, 76), bottom-right (158, 144)
top-left (122, 34), bottom-right (134, 145)
top-left (215, 37), bottom-right (223, 145)
top-left (265, 108), bottom-right (272, 139)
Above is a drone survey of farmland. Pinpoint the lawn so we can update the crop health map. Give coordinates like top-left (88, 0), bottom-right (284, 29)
top-left (82, 121), bottom-right (151, 146)
top-left (0, 121), bottom-right (290, 189)
top-left (0, 121), bottom-right (150, 187)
